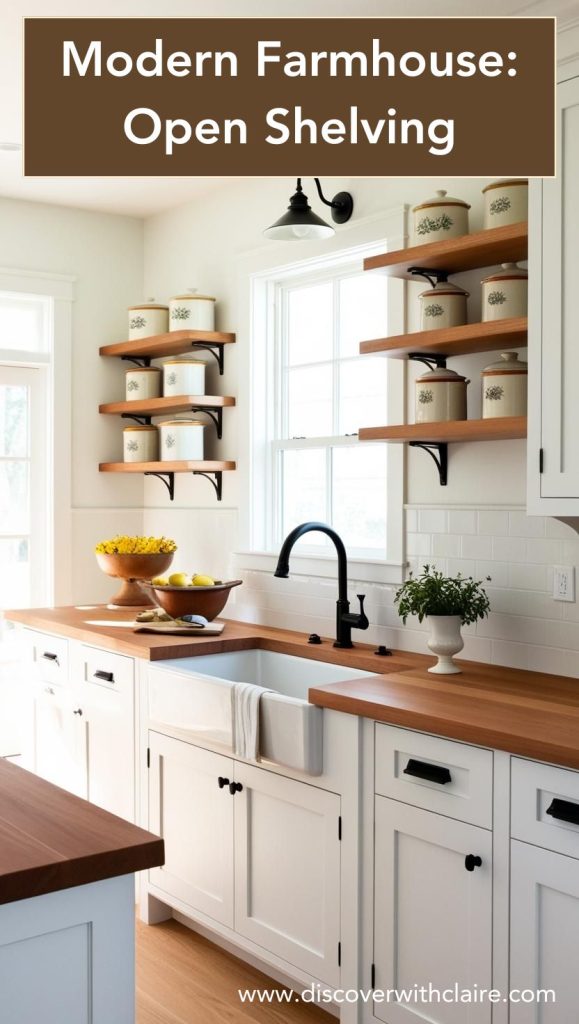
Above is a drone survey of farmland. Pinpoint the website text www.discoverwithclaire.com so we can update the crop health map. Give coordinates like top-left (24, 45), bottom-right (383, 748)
top-left (238, 983), bottom-right (556, 1007)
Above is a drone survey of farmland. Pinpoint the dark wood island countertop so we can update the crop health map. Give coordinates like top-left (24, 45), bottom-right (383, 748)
top-left (0, 758), bottom-right (164, 906)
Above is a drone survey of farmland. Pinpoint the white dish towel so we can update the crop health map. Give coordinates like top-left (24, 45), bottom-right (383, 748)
top-left (231, 682), bottom-right (273, 762)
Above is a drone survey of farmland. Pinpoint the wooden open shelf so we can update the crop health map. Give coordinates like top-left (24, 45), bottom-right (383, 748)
top-left (99, 395), bottom-right (235, 416)
top-left (359, 417), bottom-right (527, 445)
top-left (360, 317), bottom-right (527, 360)
top-left (364, 222), bottom-right (528, 279)
top-left (100, 330), bottom-right (235, 360)
top-left (100, 460), bottom-right (236, 473)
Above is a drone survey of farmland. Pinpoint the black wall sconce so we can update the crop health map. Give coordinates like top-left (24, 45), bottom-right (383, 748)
top-left (264, 178), bottom-right (354, 240)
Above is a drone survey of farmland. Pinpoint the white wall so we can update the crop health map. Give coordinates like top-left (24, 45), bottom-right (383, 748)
top-left (0, 197), bottom-right (145, 604)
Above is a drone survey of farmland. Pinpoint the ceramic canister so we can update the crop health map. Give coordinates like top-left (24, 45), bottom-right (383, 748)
top-left (163, 359), bottom-right (206, 397)
top-left (415, 367), bottom-right (469, 423)
top-left (159, 420), bottom-right (205, 461)
top-left (123, 425), bottom-right (158, 463)
top-left (482, 263), bottom-right (528, 322)
top-left (419, 281), bottom-right (469, 331)
top-left (412, 190), bottom-right (470, 245)
top-left (481, 352), bottom-right (528, 419)
top-left (482, 179), bottom-right (528, 229)
top-left (128, 303), bottom-right (169, 340)
top-left (125, 366), bottom-right (161, 402)
top-left (169, 291), bottom-right (216, 332)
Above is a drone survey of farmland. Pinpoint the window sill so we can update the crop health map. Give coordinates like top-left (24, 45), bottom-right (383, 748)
top-left (234, 551), bottom-right (406, 585)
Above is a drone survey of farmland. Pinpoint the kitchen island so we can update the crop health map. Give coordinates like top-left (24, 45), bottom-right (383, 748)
top-left (0, 756), bottom-right (163, 1024)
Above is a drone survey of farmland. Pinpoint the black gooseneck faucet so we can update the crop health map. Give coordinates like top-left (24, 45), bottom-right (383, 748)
top-left (274, 522), bottom-right (369, 649)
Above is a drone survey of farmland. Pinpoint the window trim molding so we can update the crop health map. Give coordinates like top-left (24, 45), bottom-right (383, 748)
top-left (235, 206), bottom-right (407, 583)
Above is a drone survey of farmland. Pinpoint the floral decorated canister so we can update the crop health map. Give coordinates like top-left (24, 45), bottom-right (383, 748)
top-left (482, 263), bottom-right (527, 322)
top-left (125, 366), bottom-right (161, 402)
top-left (127, 303), bottom-right (168, 340)
top-left (415, 367), bottom-right (469, 424)
top-left (159, 420), bottom-right (205, 461)
top-left (162, 359), bottom-right (206, 397)
top-left (419, 281), bottom-right (469, 331)
top-left (123, 425), bottom-right (158, 463)
top-left (482, 179), bottom-right (528, 229)
top-left (169, 291), bottom-right (216, 332)
top-left (481, 352), bottom-right (527, 419)
top-left (411, 190), bottom-right (470, 245)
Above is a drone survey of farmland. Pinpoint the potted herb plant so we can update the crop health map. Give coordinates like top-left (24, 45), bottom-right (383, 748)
top-left (395, 565), bottom-right (491, 675)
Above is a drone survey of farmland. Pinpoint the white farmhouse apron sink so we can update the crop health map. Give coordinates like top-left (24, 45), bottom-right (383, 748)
top-left (148, 648), bottom-right (376, 776)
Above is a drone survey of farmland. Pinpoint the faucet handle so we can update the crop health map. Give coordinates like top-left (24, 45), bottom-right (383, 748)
top-left (356, 594), bottom-right (369, 629)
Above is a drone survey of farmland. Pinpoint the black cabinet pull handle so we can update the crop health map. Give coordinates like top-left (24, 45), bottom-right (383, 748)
top-left (465, 854), bottom-right (482, 872)
top-left (42, 652), bottom-right (59, 664)
top-left (546, 798), bottom-right (579, 826)
top-left (94, 670), bottom-right (114, 683)
top-left (217, 776), bottom-right (230, 789)
top-left (73, 708), bottom-right (83, 716)
top-left (403, 758), bottom-right (452, 785)
top-left (229, 782), bottom-right (243, 795)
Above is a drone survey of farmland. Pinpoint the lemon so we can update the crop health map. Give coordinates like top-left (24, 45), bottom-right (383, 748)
top-left (151, 576), bottom-right (169, 586)
top-left (192, 574), bottom-right (215, 587)
top-left (168, 572), bottom-right (190, 587)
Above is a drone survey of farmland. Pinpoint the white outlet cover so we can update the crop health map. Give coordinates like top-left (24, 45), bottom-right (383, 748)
top-left (553, 565), bottom-right (576, 602)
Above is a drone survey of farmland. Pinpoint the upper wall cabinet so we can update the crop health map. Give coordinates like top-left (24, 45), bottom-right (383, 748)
top-left (527, 73), bottom-right (579, 521)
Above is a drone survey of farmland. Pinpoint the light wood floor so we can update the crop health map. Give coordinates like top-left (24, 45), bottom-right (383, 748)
top-left (136, 918), bottom-right (333, 1024)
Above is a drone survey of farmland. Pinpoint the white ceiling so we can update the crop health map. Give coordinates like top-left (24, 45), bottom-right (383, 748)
top-left (0, 0), bottom-right (575, 217)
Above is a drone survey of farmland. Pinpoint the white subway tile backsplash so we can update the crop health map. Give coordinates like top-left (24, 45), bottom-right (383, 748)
top-left (418, 509), bottom-right (448, 534)
top-left (493, 536), bottom-right (527, 563)
top-left (448, 510), bottom-right (477, 535)
top-left (407, 532), bottom-right (431, 557)
top-left (508, 511), bottom-right (546, 538)
top-left (477, 560), bottom-right (508, 588)
top-left (462, 535), bottom-right (493, 560)
top-left (447, 558), bottom-right (477, 578)
top-left (545, 518), bottom-right (579, 540)
top-left (525, 538), bottom-right (564, 565)
top-left (508, 563), bottom-right (549, 592)
top-left (478, 511), bottom-right (509, 536)
top-left (490, 640), bottom-right (530, 671)
top-left (405, 509), bottom-right (418, 532)
top-left (432, 534), bottom-right (461, 558)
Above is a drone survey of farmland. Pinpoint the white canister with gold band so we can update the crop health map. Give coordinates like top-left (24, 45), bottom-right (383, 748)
top-left (419, 281), bottom-right (469, 331)
top-left (482, 179), bottom-right (528, 229)
top-left (482, 263), bottom-right (527, 322)
top-left (415, 367), bottom-right (469, 424)
top-left (159, 420), bottom-right (205, 461)
top-left (128, 303), bottom-right (168, 340)
top-left (169, 291), bottom-right (216, 332)
top-left (162, 359), bottom-right (206, 397)
top-left (123, 425), bottom-right (159, 463)
top-left (411, 190), bottom-right (470, 245)
top-left (481, 352), bottom-right (527, 419)
top-left (125, 366), bottom-right (161, 402)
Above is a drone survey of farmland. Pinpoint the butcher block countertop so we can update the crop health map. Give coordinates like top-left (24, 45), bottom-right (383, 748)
top-left (0, 758), bottom-right (164, 905)
top-left (6, 605), bottom-right (579, 770)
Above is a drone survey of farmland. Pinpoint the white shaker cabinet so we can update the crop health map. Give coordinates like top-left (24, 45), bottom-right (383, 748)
top-left (30, 682), bottom-right (87, 799)
top-left (373, 797), bottom-right (493, 1024)
top-left (528, 72), bottom-right (579, 519)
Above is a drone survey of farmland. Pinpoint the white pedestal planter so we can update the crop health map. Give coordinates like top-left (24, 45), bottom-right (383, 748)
top-left (427, 615), bottom-right (464, 674)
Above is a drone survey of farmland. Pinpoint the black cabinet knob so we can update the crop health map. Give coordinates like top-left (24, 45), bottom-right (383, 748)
top-left (217, 776), bottom-right (230, 789)
top-left (73, 708), bottom-right (83, 716)
top-left (465, 854), bottom-right (482, 872)
top-left (229, 781), bottom-right (243, 795)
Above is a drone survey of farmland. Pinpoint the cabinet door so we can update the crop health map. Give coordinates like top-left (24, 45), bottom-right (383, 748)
top-left (78, 683), bottom-right (134, 822)
top-left (536, 74), bottom-right (579, 501)
top-left (374, 797), bottom-right (492, 1024)
top-left (511, 839), bottom-right (579, 1023)
top-left (31, 685), bottom-right (87, 799)
top-left (148, 732), bottom-right (234, 927)
top-left (234, 763), bottom-right (341, 987)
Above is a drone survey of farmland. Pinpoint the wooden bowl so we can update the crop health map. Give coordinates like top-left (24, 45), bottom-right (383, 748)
top-left (144, 580), bottom-right (243, 621)
top-left (96, 551), bottom-right (174, 607)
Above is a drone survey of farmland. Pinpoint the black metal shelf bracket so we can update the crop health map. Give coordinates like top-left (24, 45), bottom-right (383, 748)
top-left (121, 355), bottom-right (152, 369)
top-left (144, 471), bottom-right (175, 501)
top-left (190, 342), bottom-right (225, 375)
top-left (409, 441), bottom-right (448, 486)
top-left (408, 353), bottom-right (448, 371)
top-left (121, 412), bottom-right (153, 426)
top-left (193, 407), bottom-right (223, 439)
top-left (193, 470), bottom-right (223, 501)
top-left (408, 266), bottom-right (450, 288)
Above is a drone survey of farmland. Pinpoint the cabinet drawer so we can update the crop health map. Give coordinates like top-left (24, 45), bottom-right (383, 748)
top-left (78, 645), bottom-right (133, 696)
top-left (26, 630), bottom-right (69, 688)
top-left (511, 757), bottom-right (579, 859)
top-left (374, 724), bottom-right (493, 829)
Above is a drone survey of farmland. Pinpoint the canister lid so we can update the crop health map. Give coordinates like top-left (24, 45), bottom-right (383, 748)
top-left (482, 352), bottom-right (528, 375)
top-left (412, 189), bottom-right (471, 212)
top-left (416, 366), bottom-right (469, 384)
top-left (127, 304), bottom-right (168, 311)
top-left (171, 294), bottom-right (216, 302)
top-left (123, 424), bottom-right (158, 431)
top-left (482, 179), bottom-right (528, 193)
top-left (482, 262), bottom-right (528, 283)
top-left (159, 419), bottom-right (205, 427)
top-left (419, 281), bottom-right (470, 299)
top-left (125, 366), bottom-right (161, 374)
top-left (162, 359), bottom-right (206, 366)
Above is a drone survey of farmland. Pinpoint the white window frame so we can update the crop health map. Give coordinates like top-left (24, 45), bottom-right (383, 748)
top-left (236, 206), bottom-right (407, 585)
top-left (0, 269), bottom-right (74, 606)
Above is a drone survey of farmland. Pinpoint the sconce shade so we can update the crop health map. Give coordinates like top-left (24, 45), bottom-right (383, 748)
top-left (264, 183), bottom-right (335, 240)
